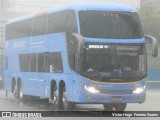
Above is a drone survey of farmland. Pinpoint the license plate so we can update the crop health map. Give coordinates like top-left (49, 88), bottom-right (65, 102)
top-left (111, 97), bottom-right (122, 102)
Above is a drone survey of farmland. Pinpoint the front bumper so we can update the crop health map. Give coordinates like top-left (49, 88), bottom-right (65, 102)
top-left (76, 82), bottom-right (146, 104)
top-left (78, 90), bottom-right (146, 104)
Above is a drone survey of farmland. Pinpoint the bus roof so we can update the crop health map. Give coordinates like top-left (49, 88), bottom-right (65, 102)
top-left (48, 3), bottom-right (137, 12)
top-left (7, 3), bottom-right (137, 24)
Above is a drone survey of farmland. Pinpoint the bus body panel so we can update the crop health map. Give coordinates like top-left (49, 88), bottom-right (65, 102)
top-left (4, 33), bottom-right (71, 98)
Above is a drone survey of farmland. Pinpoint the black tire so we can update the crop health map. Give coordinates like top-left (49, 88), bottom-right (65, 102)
top-left (13, 84), bottom-right (17, 98)
top-left (103, 103), bottom-right (127, 111)
top-left (51, 84), bottom-right (59, 110)
top-left (62, 86), bottom-right (75, 111)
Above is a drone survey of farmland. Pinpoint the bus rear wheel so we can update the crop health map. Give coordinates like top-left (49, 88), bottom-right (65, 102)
top-left (62, 86), bottom-right (75, 111)
top-left (103, 103), bottom-right (127, 111)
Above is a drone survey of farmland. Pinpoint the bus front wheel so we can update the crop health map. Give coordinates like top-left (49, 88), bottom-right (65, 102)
top-left (51, 84), bottom-right (59, 110)
top-left (103, 103), bottom-right (127, 111)
top-left (62, 86), bottom-right (75, 111)
top-left (17, 82), bottom-right (24, 101)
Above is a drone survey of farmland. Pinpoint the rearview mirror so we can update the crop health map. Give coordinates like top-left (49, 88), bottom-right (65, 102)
top-left (145, 35), bottom-right (158, 57)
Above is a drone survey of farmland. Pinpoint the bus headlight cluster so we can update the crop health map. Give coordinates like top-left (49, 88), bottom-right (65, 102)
top-left (84, 85), bottom-right (99, 93)
top-left (133, 86), bottom-right (146, 94)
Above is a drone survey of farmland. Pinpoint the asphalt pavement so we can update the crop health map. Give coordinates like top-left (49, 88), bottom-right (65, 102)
top-left (0, 88), bottom-right (160, 119)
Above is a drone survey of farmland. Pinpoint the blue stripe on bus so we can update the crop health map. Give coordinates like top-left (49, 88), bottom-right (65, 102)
top-left (84, 37), bottom-right (145, 44)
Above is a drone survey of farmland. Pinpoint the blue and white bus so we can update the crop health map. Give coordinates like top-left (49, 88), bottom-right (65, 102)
top-left (4, 4), bottom-right (158, 111)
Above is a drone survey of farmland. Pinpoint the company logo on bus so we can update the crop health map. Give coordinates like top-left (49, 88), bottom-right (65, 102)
top-left (13, 41), bottom-right (26, 48)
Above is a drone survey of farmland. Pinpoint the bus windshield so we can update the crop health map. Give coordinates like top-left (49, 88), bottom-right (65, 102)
top-left (81, 44), bottom-right (147, 82)
top-left (79, 10), bottom-right (144, 39)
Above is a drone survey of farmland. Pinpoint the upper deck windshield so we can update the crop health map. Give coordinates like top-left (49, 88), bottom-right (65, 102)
top-left (79, 10), bottom-right (144, 39)
top-left (81, 44), bottom-right (147, 82)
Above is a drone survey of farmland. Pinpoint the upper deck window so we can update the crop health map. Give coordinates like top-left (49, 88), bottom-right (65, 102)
top-left (79, 10), bottom-right (144, 39)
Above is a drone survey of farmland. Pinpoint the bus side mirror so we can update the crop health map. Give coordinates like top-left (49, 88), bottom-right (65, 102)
top-left (145, 35), bottom-right (158, 57)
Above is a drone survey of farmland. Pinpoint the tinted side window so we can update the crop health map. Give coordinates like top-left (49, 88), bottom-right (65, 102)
top-left (29, 53), bottom-right (37, 72)
top-left (45, 52), bottom-right (63, 73)
top-left (45, 53), bottom-right (54, 73)
top-left (32, 15), bottom-right (47, 36)
top-left (16, 22), bottom-right (24, 38)
top-left (19, 54), bottom-right (30, 72)
top-left (47, 11), bottom-right (65, 34)
top-left (6, 23), bottom-right (17, 40)
top-left (38, 53), bottom-right (45, 72)
top-left (22, 19), bottom-right (33, 37)
top-left (65, 10), bottom-right (78, 33)
top-left (53, 52), bottom-right (63, 73)
top-left (19, 52), bottom-right (63, 73)
top-left (6, 19), bottom-right (33, 40)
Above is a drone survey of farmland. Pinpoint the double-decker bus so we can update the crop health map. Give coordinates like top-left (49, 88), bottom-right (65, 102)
top-left (4, 4), bottom-right (158, 111)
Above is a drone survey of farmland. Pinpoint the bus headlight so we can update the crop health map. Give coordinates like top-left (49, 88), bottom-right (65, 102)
top-left (133, 86), bottom-right (146, 94)
top-left (84, 85), bottom-right (99, 93)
